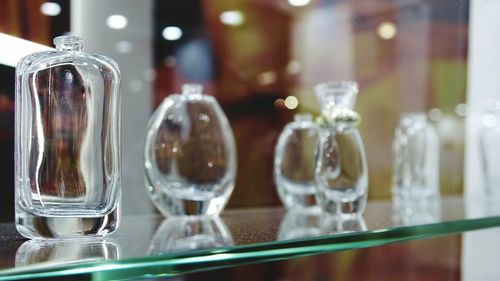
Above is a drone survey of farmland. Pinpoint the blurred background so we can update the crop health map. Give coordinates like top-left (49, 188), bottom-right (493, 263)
top-left (0, 0), bottom-right (468, 221)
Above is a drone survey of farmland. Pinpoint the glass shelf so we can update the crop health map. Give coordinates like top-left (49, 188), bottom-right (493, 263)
top-left (1, 196), bottom-right (500, 280)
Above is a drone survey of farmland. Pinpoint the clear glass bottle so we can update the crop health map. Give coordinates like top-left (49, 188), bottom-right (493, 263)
top-left (479, 107), bottom-right (500, 203)
top-left (314, 81), bottom-right (368, 215)
top-left (392, 113), bottom-right (439, 199)
top-left (15, 35), bottom-right (121, 239)
top-left (144, 84), bottom-right (236, 216)
top-left (274, 113), bottom-right (320, 209)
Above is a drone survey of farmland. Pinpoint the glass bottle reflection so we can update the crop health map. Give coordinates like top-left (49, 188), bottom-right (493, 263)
top-left (15, 35), bottom-right (121, 239)
top-left (320, 214), bottom-right (367, 234)
top-left (278, 208), bottom-right (322, 240)
top-left (314, 81), bottom-right (368, 215)
top-left (144, 84), bottom-right (237, 216)
top-left (392, 192), bottom-right (441, 225)
top-left (148, 216), bottom-right (233, 254)
top-left (274, 113), bottom-right (320, 209)
top-left (16, 239), bottom-right (119, 267)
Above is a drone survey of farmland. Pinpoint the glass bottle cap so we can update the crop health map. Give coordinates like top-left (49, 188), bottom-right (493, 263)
top-left (53, 35), bottom-right (86, 52)
top-left (182, 83), bottom-right (203, 96)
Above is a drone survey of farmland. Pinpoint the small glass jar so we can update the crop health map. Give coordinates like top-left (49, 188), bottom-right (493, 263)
top-left (15, 35), bottom-right (121, 239)
top-left (392, 113), bottom-right (439, 199)
top-left (274, 113), bottom-right (320, 209)
top-left (144, 84), bottom-right (236, 216)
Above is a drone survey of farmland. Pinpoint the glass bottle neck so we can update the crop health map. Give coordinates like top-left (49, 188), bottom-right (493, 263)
top-left (315, 81), bottom-right (358, 113)
top-left (182, 83), bottom-right (204, 96)
top-left (54, 36), bottom-right (86, 52)
top-left (293, 113), bottom-right (313, 122)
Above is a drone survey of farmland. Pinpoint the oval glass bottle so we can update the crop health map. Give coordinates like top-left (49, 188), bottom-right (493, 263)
top-left (274, 113), bottom-right (320, 208)
top-left (15, 36), bottom-right (121, 239)
top-left (314, 81), bottom-right (368, 215)
top-left (144, 84), bottom-right (236, 216)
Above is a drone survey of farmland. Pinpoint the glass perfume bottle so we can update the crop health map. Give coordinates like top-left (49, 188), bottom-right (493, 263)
top-left (479, 107), bottom-right (500, 204)
top-left (15, 36), bottom-right (121, 239)
top-left (314, 81), bottom-right (368, 215)
top-left (392, 113), bottom-right (439, 199)
top-left (274, 113), bottom-right (320, 209)
top-left (144, 84), bottom-right (236, 216)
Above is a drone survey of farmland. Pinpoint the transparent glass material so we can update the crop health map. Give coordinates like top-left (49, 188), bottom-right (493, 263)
top-left (148, 216), bottom-right (233, 254)
top-left (480, 108), bottom-right (500, 200)
top-left (320, 214), bottom-right (367, 234)
top-left (274, 114), bottom-right (320, 208)
top-left (2, 196), bottom-right (500, 281)
top-left (16, 240), bottom-right (119, 268)
top-left (278, 208), bottom-right (321, 240)
top-left (144, 84), bottom-right (237, 216)
top-left (314, 81), bottom-right (368, 215)
top-left (392, 192), bottom-right (441, 226)
top-left (392, 113), bottom-right (439, 199)
top-left (14, 36), bottom-right (121, 239)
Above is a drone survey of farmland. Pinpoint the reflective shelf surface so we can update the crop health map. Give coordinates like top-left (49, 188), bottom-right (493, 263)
top-left (1, 196), bottom-right (500, 280)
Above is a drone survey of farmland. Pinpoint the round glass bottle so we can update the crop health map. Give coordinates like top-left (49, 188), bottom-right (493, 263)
top-left (144, 84), bottom-right (236, 216)
top-left (15, 36), bottom-right (121, 239)
top-left (274, 113), bottom-right (320, 209)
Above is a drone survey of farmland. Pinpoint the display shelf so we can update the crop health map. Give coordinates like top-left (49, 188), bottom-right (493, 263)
top-left (1, 196), bottom-right (500, 280)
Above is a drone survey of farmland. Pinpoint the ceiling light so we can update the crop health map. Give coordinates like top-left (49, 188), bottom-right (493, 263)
top-left (115, 40), bottom-right (133, 53)
top-left (129, 79), bottom-right (143, 93)
top-left (377, 21), bottom-right (397, 40)
top-left (428, 108), bottom-right (442, 122)
top-left (144, 68), bottom-right (156, 81)
top-left (106, 15), bottom-right (128, 30)
top-left (0, 33), bottom-right (52, 67)
top-left (220, 11), bottom-right (245, 26)
top-left (288, 0), bottom-right (311, 7)
top-left (286, 60), bottom-right (302, 75)
top-left (257, 71), bottom-right (277, 85)
top-left (162, 26), bottom-right (182, 41)
top-left (40, 2), bottom-right (61, 16)
top-left (274, 98), bottom-right (285, 109)
top-left (284, 96), bottom-right (299, 109)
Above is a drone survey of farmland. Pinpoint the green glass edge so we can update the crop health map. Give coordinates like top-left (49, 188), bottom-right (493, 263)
top-left (2, 215), bottom-right (500, 280)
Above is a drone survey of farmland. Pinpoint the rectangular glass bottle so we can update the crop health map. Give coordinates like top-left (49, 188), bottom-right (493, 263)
top-left (15, 36), bottom-right (121, 239)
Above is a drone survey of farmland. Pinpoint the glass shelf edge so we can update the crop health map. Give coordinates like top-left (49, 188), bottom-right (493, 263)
top-left (3, 214), bottom-right (500, 281)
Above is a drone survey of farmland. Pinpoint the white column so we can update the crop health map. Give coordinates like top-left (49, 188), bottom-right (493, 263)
top-left (463, 0), bottom-right (500, 280)
top-left (71, 0), bottom-right (154, 216)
